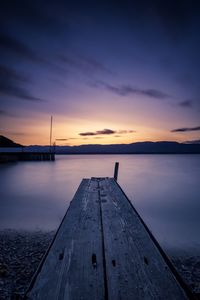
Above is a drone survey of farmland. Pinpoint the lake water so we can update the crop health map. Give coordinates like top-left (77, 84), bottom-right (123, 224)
top-left (0, 154), bottom-right (200, 252)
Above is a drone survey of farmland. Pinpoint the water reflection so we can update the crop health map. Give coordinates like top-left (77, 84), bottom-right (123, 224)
top-left (0, 154), bottom-right (199, 250)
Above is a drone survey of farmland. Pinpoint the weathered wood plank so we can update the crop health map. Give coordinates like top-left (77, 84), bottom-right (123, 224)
top-left (99, 178), bottom-right (188, 300)
top-left (27, 179), bottom-right (105, 300)
top-left (27, 177), bottom-right (191, 300)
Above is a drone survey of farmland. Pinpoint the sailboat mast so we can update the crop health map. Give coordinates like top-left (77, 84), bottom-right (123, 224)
top-left (50, 115), bottom-right (53, 153)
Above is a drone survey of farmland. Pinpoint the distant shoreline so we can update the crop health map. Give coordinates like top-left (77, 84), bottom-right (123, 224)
top-left (55, 152), bottom-right (200, 155)
top-left (1, 139), bottom-right (200, 155)
top-left (0, 152), bottom-right (200, 163)
top-left (1, 140), bottom-right (200, 160)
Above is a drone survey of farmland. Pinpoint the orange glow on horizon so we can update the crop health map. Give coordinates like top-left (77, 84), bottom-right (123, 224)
top-left (1, 105), bottom-right (199, 146)
top-left (2, 117), bottom-right (198, 146)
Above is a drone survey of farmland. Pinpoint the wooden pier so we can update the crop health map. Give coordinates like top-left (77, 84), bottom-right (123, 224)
top-left (0, 152), bottom-right (55, 162)
top-left (26, 177), bottom-right (192, 300)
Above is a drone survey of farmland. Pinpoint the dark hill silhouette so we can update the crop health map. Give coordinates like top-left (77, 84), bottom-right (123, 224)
top-left (0, 135), bottom-right (22, 148)
top-left (1, 134), bottom-right (200, 153)
top-left (26, 141), bottom-right (200, 154)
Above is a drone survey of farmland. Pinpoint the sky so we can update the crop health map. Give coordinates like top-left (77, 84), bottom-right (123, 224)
top-left (0, 0), bottom-right (200, 146)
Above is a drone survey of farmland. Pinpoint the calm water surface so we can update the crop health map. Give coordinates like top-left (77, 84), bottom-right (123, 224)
top-left (0, 154), bottom-right (199, 252)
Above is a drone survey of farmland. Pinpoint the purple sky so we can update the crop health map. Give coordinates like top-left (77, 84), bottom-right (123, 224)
top-left (0, 0), bottom-right (200, 145)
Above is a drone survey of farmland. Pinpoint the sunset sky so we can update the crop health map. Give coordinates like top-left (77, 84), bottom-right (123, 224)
top-left (0, 0), bottom-right (200, 146)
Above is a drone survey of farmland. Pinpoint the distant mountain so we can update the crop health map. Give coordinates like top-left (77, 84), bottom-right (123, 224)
top-left (25, 141), bottom-right (200, 154)
top-left (1, 135), bottom-right (199, 153)
top-left (0, 135), bottom-right (23, 148)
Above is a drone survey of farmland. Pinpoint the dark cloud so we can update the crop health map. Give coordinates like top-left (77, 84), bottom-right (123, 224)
top-left (151, 0), bottom-right (195, 41)
top-left (93, 81), bottom-right (170, 99)
top-left (0, 1), bottom-right (64, 34)
top-left (0, 31), bottom-right (69, 77)
top-left (5, 132), bottom-right (27, 136)
top-left (79, 132), bottom-right (96, 136)
top-left (0, 65), bottom-right (45, 102)
top-left (2, 0), bottom-right (198, 39)
top-left (96, 129), bottom-right (115, 135)
top-left (171, 126), bottom-right (200, 132)
top-left (79, 129), bottom-right (135, 136)
top-left (79, 129), bottom-right (116, 136)
top-left (55, 138), bottom-right (68, 141)
top-left (0, 64), bottom-right (29, 83)
top-left (79, 129), bottom-right (115, 136)
top-left (0, 32), bottom-right (42, 63)
top-left (178, 100), bottom-right (193, 107)
top-left (117, 130), bottom-right (135, 134)
top-left (142, 89), bottom-right (170, 99)
top-left (0, 109), bottom-right (16, 117)
top-left (114, 0), bottom-right (200, 42)
top-left (59, 54), bottom-right (111, 76)
top-left (185, 139), bottom-right (200, 144)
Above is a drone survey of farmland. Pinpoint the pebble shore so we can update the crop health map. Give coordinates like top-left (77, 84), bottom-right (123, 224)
top-left (0, 230), bottom-right (55, 299)
top-left (0, 230), bottom-right (199, 299)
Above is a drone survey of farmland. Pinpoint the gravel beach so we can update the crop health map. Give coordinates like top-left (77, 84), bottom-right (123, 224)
top-left (0, 230), bottom-right (55, 299)
top-left (0, 230), bottom-right (199, 299)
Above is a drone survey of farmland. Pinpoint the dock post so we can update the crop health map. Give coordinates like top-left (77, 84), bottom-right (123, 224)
top-left (114, 162), bottom-right (119, 181)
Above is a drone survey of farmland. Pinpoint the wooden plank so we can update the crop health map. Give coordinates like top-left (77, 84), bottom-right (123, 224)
top-left (99, 178), bottom-right (188, 300)
top-left (27, 178), bottom-right (105, 300)
top-left (27, 177), bottom-right (191, 300)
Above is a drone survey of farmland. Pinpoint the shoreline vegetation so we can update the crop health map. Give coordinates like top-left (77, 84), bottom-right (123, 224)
top-left (0, 230), bottom-right (199, 299)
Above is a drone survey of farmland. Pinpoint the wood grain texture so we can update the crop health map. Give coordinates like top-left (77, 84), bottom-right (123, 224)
top-left (27, 177), bottom-right (190, 300)
top-left (27, 179), bottom-right (105, 300)
top-left (99, 178), bottom-right (188, 300)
